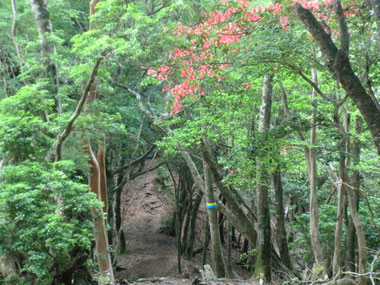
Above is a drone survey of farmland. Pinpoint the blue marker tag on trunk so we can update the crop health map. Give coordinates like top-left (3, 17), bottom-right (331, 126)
top-left (206, 202), bottom-right (217, 209)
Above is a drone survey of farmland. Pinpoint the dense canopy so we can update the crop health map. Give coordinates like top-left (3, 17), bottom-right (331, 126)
top-left (0, 0), bottom-right (379, 284)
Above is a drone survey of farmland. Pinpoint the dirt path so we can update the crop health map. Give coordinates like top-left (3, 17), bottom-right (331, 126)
top-left (114, 163), bottom-right (258, 285)
top-left (115, 168), bottom-right (180, 281)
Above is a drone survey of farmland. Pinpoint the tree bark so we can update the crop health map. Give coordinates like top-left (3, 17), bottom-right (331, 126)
top-left (332, 88), bottom-right (350, 276)
top-left (185, 191), bottom-right (203, 259)
top-left (332, 180), bottom-right (344, 276)
top-left (226, 220), bottom-right (234, 278)
top-left (345, 117), bottom-right (362, 272)
top-left (345, 182), bottom-right (367, 285)
top-left (273, 167), bottom-right (292, 269)
top-left (11, 0), bottom-right (23, 63)
top-left (295, 2), bottom-right (380, 154)
top-left (369, 0), bottom-right (380, 53)
top-left (202, 215), bottom-right (210, 266)
top-left (87, 143), bottom-right (115, 283)
top-left (254, 74), bottom-right (273, 282)
top-left (204, 161), bottom-right (225, 277)
top-left (84, 1), bottom-right (114, 281)
top-left (29, 0), bottom-right (61, 114)
top-left (309, 69), bottom-right (324, 270)
top-left (345, 116), bottom-right (366, 285)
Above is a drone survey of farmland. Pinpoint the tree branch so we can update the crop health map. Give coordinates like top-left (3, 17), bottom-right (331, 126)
top-left (112, 144), bottom-right (156, 175)
top-left (294, 3), bottom-right (338, 69)
top-left (334, 0), bottom-right (349, 54)
top-left (53, 53), bottom-right (105, 161)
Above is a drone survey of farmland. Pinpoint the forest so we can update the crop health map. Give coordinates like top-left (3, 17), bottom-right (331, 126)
top-left (0, 0), bottom-right (379, 284)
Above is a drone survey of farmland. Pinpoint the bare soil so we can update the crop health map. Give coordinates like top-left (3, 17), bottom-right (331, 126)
top-left (114, 162), bottom-right (258, 285)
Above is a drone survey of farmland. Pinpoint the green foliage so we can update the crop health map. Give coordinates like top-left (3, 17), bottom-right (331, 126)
top-left (0, 160), bottom-right (101, 284)
top-left (289, 205), bottom-right (338, 264)
top-left (240, 249), bottom-right (257, 269)
top-left (0, 84), bottom-right (54, 162)
top-left (160, 213), bottom-right (176, 236)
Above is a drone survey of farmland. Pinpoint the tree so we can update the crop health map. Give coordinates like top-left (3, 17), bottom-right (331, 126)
top-left (295, 1), bottom-right (380, 154)
top-left (254, 74), bottom-right (273, 281)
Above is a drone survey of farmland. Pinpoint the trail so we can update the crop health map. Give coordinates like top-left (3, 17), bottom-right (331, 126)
top-left (115, 166), bottom-right (181, 281)
top-left (114, 162), bottom-right (257, 285)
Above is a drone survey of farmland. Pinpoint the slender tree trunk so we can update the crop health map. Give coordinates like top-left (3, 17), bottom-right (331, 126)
top-left (202, 215), bottom-right (210, 266)
top-left (85, 1), bottom-right (114, 281)
top-left (201, 148), bottom-right (257, 252)
top-left (175, 178), bottom-right (182, 274)
top-left (226, 220), bottom-right (234, 278)
top-left (332, 97), bottom-right (350, 276)
top-left (87, 144), bottom-right (115, 283)
top-left (29, 0), bottom-right (61, 115)
top-left (204, 161), bottom-right (225, 277)
top-left (181, 202), bottom-right (191, 254)
top-left (254, 74), bottom-right (273, 282)
top-left (98, 142), bottom-right (108, 214)
top-left (369, 0), bottom-right (380, 53)
top-left (273, 167), bottom-right (292, 269)
top-left (309, 69), bottom-right (324, 271)
top-left (345, 117), bottom-right (362, 271)
top-left (185, 191), bottom-right (203, 259)
top-left (219, 199), bottom-right (225, 245)
top-left (280, 78), bottom-right (324, 271)
top-left (332, 181), bottom-right (344, 275)
top-left (345, 117), bottom-right (366, 285)
top-left (11, 0), bottom-right (23, 62)
top-left (345, 182), bottom-right (367, 285)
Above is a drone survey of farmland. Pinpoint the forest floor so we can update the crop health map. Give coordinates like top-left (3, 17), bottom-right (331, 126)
top-left (113, 162), bottom-right (259, 285)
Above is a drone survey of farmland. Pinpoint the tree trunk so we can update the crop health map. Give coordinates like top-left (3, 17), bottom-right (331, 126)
top-left (87, 144), bottom-right (115, 283)
top-left (175, 177), bottom-right (182, 274)
top-left (11, 0), bottom-right (23, 62)
top-left (345, 117), bottom-right (362, 272)
top-left (332, 182), bottom-right (344, 276)
top-left (204, 161), bottom-right (225, 277)
top-left (180, 202), bottom-right (191, 254)
top-left (254, 74), bottom-right (273, 282)
top-left (345, 183), bottom-right (367, 285)
top-left (273, 167), bottom-right (292, 269)
top-left (29, 0), bottom-right (60, 114)
top-left (202, 215), bottom-right (210, 266)
top-left (309, 69), bottom-right (324, 271)
top-left (295, 2), bottom-right (380, 154)
top-left (185, 191), bottom-right (203, 259)
top-left (226, 220), bottom-right (234, 278)
top-left (332, 95), bottom-right (350, 276)
top-left (344, 117), bottom-right (366, 285)
top-left (369, 0), bottom-right (380, 53)
top-left (219, 199), bottom-right (225, 245)
top-left (97, 142), bottom-right (108, 213)
top-left (201, 147), bottom-right (258, 251)
top-left (85, 1), bottom-right (114, 281)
